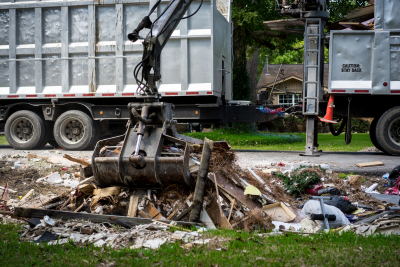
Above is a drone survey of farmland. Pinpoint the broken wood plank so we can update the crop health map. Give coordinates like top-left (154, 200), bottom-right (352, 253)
top-left (208, 172), bottom-right (261, 210)
top-left (63, 154), bottom-right (91, 167)
top-left (227, 199), bottom-right (235, 222)
top-left (14, 207), bottom-right (204, 227)
top-left (212, 173), bottom-right (223, 218)
top-left (20, 189), bottom-right (34, 203)
top-left (205, 196), bottom-right (232, 229)
top-left (231, 216), bottom-right (249, 228)
top-left (175, 202), bottom-right (198, 221)
top-left (43, 200), bottom-right (65, 210)
top-left (127, 192), bottom-right (139, 217)
top-left (167, 193), bottom-right (193, 220)
top-left (138, 210), bottom-right (151, 219)
top-left (27, 154), bottom-right (48, 160)
top-left (144, 201), bottom-right (164, 219)
top-left (189, 137), bottom-right (213, 222)
top-left (74, 198), bottom-right (87, 212)
top-left (355, 161), bottom-right (385, 168)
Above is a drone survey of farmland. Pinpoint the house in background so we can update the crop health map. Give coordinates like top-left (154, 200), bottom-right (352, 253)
top-left (257, 64), bottom-right (329, 106)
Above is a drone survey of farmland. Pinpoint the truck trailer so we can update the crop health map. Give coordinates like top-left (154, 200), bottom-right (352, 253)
top-left (0, 0), bottom-right (275, 150)
top-left (269, 0), bottom-right (400, 156)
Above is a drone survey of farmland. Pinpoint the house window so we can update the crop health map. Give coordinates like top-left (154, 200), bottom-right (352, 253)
top-left (278, 94), bottom-right (301, 106)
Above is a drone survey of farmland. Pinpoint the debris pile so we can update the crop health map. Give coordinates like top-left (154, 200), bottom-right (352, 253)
top-left (0, 138), bottom-right (399, 248)
top-left (17, 215), bottom-right (210, 249)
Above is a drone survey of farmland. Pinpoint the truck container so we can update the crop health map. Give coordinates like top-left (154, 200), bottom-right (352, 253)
top-left (0, 0), bottom-right (274, 150)
top-left (328, 0), bottom-right (400, 155)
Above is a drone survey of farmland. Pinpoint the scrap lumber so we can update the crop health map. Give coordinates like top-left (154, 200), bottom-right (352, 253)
top-left (227, 199), bottom-right (235, 222)
top-left (43, 200), bottom-right (65, 210)
top-left (167, 193), bottom-right (193, 220)
top-left (63, 154), bottom-right (91, 167)
top-left (13, 207), bottom-right (204, 227)
top-left (231, 216), bottom-right (249, 228)
top-left (175, 202), bottom-right (198, 221)
top-left (205, 196), bottom-right (232, 229)
top-left (127, 192), bottom-right (139, 217)
top-left (355, 161), bottom-right (384, 168)
top-left (189, 137), bottom-right (213, 222)
top-left (208, 172), bottom-right (261, 210)
top-left (27, 154), bottom-right (48, 160)
top-left (74, 198), bottom-right (87, 212)
top-left (212, 173), bottom-right (223, 218)
top-left (144, 201), bottom-right (165, 219)
top-left (20, 189), bottom-right (34, 203)
top-left (139, 210), bottom-right (151, 219)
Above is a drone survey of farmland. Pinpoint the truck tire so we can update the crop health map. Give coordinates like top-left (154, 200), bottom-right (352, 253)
top-left (5, 110), bottom-right (47, 150)
top-left (369, 117), bottom-right (384, 152)
top-left (376, 106), bottom-right (400, 155)
top-left (53, 110), bottom-right (99, 150)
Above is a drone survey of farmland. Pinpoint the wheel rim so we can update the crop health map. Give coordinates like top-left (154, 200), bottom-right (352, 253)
top-left (59, 117), bottom-right (85, 145)
top-left (389, 117), bottom-right (400, 145)
top-left (10, 117), bottom-right (34, 144)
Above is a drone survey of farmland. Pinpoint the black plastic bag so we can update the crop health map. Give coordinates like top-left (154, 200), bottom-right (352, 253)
top-left (298, 197), bottom-right (357, 214)
top-left (317, 187), bottom-right (342, 196)
top-left (388, 165), bottom-right (400, 187)
top-left (324, 196), bottom-right (357, 214)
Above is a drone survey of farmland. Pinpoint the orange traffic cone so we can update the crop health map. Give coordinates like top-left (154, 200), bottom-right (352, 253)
top-left (318, 94), bottom-right (338, 124)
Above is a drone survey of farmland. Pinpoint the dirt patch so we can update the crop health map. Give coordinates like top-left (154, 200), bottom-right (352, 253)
top-left (0, 163), bottom-right (79, 198)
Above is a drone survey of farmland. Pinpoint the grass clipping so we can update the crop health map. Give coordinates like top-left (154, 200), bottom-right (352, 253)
top-left (276, 166), bottom-right (323, 196)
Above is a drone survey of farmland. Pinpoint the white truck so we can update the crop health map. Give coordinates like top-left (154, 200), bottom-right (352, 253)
top-left (0, 0), bottom-right (274, 150)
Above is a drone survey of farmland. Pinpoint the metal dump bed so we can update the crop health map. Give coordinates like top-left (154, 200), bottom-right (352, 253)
top-left (0, 0), bottom-right (232, 100)
top-left (329, 0), bottom-right (400, 95)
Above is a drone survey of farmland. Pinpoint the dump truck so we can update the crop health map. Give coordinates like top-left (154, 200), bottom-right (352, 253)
top-left (269, 0), bottom-right (400, 156)
top-left (0, 0), bottom-right (277, 150)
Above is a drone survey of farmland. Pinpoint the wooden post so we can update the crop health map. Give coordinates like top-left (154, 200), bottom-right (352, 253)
top-left (228, 199), bottom-right (235, 222)
top-left (213, 173), bottom-right (223, 218)
top-left (127, 191), bottom-right (139, 217)
top-left (189, 137), bottom-right (213, 222)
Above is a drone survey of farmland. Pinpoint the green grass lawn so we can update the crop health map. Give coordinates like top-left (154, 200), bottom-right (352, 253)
top-left (0, 132), bottom-right (374, 152)
top-left (1, 223), bottom-right (399, 266)
top-left (185, 132), bottom-right (373, 152)
top-left (0, 135), bottom-right (7, 145)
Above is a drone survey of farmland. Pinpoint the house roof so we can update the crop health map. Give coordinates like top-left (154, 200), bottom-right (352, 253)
top-left (257, 63), bottom-right (329, 89)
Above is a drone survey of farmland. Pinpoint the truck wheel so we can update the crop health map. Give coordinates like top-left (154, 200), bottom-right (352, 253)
top-left (5, 110), bottom-right (46, 150)
top-left (376, 106), bottom-right (400, 155)
top-left (53, 110), bottom-right (99, 150)
top-left (369, 117), bottom-right (384, 152)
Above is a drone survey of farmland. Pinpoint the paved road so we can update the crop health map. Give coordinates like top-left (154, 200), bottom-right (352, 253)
top-left (0, 145), bottom-right (398, 174)
top-left (235, 150), bottom-right (400, 175)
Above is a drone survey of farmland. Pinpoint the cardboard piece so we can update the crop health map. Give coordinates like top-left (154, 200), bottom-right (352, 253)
top-left (262, 202), bottom-right (296, 223)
